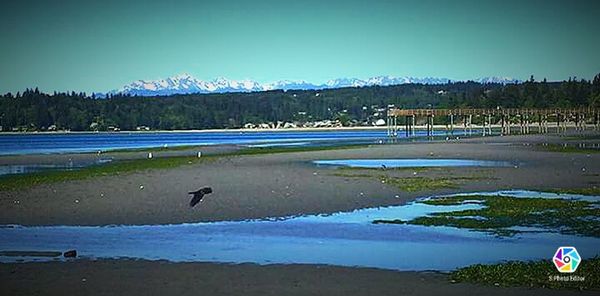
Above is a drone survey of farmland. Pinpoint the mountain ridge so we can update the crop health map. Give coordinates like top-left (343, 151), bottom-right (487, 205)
top-left (108, 74), bottom-right (522, 97)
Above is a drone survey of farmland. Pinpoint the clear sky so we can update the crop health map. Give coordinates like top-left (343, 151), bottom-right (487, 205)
top-left (0, 0), bottom-right (599, 93)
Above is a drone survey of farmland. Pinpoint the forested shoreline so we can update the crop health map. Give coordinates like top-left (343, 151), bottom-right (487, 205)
top-left (1, 75), bottom-right (599, 131)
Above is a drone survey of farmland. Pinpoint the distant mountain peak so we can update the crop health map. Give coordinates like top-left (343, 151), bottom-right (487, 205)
top-left (108, 74), bottom-right (521, 97)
top-left (475, 76), bottom-right (522, 84)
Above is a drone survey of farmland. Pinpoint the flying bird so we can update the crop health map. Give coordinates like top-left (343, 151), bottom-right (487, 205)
top-left (188, 187), bottom-right (213, 207)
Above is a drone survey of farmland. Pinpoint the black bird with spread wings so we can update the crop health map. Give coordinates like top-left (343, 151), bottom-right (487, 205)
top-left (188, 187), bottom-right (213, 207)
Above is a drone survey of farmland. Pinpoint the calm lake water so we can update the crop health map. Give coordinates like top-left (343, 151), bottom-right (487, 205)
top-left (0, 130), bottom-right (461, 155)
top-left (2, 190), bottom-right (599, 271)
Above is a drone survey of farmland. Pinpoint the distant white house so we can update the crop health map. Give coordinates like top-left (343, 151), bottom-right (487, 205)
top-left (374, 119), bottom-right (386, 126)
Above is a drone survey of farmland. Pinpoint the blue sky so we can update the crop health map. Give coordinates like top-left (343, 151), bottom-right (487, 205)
top-left (0, 0), bottom-right (599, 93)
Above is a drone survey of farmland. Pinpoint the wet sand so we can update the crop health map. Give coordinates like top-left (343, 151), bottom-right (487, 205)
top-left (1, 133), bottom-right (599, 295)
top-left (1, 260), bottom-right (595, 296)
top-left (0, 134), bottom-right (598, 225)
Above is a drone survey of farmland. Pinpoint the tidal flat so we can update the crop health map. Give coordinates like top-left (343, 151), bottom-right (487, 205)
top-left (1, 134), bottom-right (600, 294)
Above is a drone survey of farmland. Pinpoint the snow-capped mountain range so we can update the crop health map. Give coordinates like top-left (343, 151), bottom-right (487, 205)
top-left (108, 74), bottom-right (520, 97)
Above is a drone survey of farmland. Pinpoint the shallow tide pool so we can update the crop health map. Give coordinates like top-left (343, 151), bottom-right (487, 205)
top-left (0, 158), bottom-right (113, 176)
top-left (1, 190), bottom-right (598, 271)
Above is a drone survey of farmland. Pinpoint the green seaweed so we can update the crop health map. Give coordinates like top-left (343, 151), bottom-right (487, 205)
top-left (376, 195), bottom-right (600, 237)
top-left (380, 176), bottom-right (490, 192)
top-left (331, 168), bottom-right (492, 192)
top-left (0, 143), bottom-right (369, 191)
top-left (0, 156), bottom-right (209, 192)
top-left (380, 176), bottom-right (459, 191)
top-left (450, 257), bottom-right (600, 290)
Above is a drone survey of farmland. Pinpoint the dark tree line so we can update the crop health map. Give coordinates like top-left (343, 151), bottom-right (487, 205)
top-left (1, 74), bottom-right (599, 131)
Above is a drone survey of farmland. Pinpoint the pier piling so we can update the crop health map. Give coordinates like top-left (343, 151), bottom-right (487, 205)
top-left (386, 107), bottom-right (598, 138)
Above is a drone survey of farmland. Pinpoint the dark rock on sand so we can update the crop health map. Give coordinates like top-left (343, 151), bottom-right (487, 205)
top-left (63, 250), bottom-right (77, 258)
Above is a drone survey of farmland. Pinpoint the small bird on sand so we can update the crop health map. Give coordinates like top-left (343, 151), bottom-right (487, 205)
top-left (188, 187), bottom-right (213, 207)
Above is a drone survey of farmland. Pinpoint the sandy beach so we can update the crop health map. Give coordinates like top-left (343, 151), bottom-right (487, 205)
top-left (1, 133), bottom-right (599, 295)
top-left (1, 260), bottom-right (597, 296)
top-left (1, 134), bottom-right (598, 225)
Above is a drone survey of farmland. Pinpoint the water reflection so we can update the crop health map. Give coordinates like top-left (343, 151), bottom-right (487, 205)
top-left (1, 190), bottom-right (598, 271)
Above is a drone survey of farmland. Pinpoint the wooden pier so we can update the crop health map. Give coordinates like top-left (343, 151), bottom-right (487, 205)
top-left (386, 107), bottom-right (600, 137)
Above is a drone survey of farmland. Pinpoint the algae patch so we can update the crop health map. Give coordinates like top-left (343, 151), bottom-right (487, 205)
top-left (450, 257), bottom-right (600, 290)
top-left (374, 194), bottom-right (600, 237)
